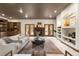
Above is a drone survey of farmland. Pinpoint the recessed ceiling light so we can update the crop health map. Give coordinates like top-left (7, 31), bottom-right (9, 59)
top-left (54, 10), bottom-right (57, 13)
top-left (2, 14), bottom-right (5, 16)
top-left (19, 8), bottom-right (23, 13)
top-left (9, 17), bottom-right (12, 19)
top-left (25, 14), bottom-right (28, 18)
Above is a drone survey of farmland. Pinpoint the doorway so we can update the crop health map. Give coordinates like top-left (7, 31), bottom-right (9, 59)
top-left (25, 24), bottom-right (54, 36)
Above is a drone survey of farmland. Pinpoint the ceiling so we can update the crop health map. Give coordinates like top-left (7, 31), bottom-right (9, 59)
top-left (0, 3), bottom-right (70, 19)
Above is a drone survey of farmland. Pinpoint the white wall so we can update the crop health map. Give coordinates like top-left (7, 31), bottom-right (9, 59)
top-left (9, 19), bottom-right (56, 36)
top-left (56, 13), bottom-right (62, 27)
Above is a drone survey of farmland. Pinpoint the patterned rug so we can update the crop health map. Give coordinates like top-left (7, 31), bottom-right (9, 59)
top-left (19, 39), bottom-right (63, 54)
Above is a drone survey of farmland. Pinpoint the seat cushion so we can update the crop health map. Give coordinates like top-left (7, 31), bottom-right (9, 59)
top-left (0, 38), bottom-right (7, 45)
top-left (3, 37), bottom-right (14, 44)
top-left (9, 36), bottom-right (18, 41)
top-left (3, 37), bottom-right (22, 44)
top-left (20, 37), bottom-right (28, 43)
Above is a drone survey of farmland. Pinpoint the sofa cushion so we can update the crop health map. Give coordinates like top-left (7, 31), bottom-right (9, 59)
top-left (20, 37), bottom-right (28, 43)
top-left (0, 39), bottom-right (7, 45)
top-left (9, 36), bottom-right (18, 41)
top-left (3, 37), bottom-right (14, 44)
top-left (3, 37), bottom-right (22, 44)
top-left (18, 36), bottom-right (24, 39)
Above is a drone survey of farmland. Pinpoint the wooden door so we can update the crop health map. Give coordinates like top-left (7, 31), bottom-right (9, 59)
top-left (25, 24), bottom-right (35, 36)
top-left (29, 24), bottom-right (35, 36)
top-left (49, 24), bottom-right (54, 36)
top-left (44, 24), bottom-right (54, 36)
top-left (25, 24), bottom-right (30, 36)
top-left (44, 24), bottom-right (49, 36)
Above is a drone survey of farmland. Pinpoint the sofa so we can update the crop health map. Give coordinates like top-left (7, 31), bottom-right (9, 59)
top-left (0, 34), bottom-right (29, 56)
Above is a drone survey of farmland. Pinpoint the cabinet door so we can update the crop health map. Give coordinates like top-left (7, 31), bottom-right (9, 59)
top-left (49, 24), bottom-right (54, 36)
top-left (25, 24), bottom-right (30, 36)
top-left (29, 24), bottom-right (35, 36)
top-left (44, 24), bottom-right (54, 36)
top-left (25, 24), bottom-right (35, 36)
top-left (44, 24), bottom-right (49, 36)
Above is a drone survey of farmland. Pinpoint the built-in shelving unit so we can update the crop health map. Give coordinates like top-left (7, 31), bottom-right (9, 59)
top-left (56, 27), bottom-right (61, 39)
top-left (0, 19), bottom-right (8, 38)
top-left (56, 13), bottom-right (62, 39)
top-left (62, 35), bottom-right (75, 41)
top-left (56, 4), bottom-right (79, 50)
top-left (7, 22), bottom-right (21, 36)
top-left (62, 11), bottom-right (76, 46)
top-left (0, 17), bottom-right (21, 37)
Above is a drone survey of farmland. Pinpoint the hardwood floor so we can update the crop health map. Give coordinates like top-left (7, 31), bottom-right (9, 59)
top-left (19, 38), bottom-right (63, 55)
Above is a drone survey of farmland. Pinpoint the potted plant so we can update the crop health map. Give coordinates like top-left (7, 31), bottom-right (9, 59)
top-left (53, 29), bottom-right (57, 37)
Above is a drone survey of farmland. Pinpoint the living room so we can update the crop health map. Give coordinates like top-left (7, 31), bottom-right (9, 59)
top-left (0, 3), bottom-right (79, 56)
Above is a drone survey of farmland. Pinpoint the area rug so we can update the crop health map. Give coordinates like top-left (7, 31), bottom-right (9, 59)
top-left (18, 39), bottom-right (63, 54)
